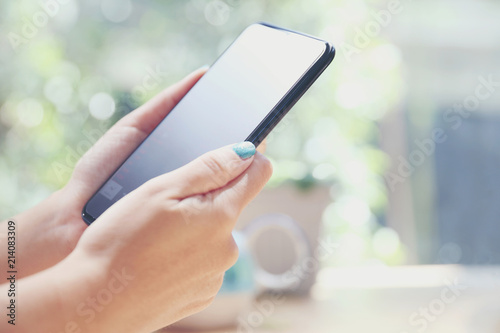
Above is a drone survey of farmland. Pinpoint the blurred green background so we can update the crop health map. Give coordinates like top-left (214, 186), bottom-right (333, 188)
top-left (1, 0), bottom-right (500, 268)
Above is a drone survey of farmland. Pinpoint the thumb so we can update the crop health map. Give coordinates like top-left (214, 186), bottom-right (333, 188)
top-left (159, 142), bottom-right (257, 199)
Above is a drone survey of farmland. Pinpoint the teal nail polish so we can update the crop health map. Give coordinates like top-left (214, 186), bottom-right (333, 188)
top-left (233, 141), bottom-right (256, 159)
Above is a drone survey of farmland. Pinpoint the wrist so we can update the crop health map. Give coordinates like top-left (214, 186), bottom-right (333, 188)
top-left (53, 249), bottom-right (139, 333)
top-left (13, 188), bottom-right (87, 278)
top-left (14, 249), bottom-right (114, 333)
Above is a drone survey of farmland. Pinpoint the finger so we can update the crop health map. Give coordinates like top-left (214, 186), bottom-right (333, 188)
top-left (157, 142), bottom-right (257, 199)
top-left (121, 66), bottom-right (208, 135)
top-left (256, 139), bottom-right (267, 154)
top-left (214, 152), bottom-right (273, 213)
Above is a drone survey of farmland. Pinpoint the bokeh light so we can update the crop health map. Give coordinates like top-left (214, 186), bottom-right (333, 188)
top-left (89, 92), bottom-right (115, 120)
top-left (17, 98), bottom-right (44, 127)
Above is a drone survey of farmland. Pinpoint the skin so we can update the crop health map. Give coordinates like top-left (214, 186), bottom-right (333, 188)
top-left (0, 68), bottom-right (272, 333)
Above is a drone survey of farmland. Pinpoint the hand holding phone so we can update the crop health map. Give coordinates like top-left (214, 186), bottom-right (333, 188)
top-left (11, 23), bottom-right (335, 332)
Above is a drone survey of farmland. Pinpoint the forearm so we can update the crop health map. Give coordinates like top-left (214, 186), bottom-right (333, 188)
top-left (0, 189), bottom-right (85, 279)
top-left (0, 250), bottom-right (134, 333)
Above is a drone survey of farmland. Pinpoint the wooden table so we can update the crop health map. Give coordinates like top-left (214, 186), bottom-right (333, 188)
top-left (163, 265), bottom-right (500, 333)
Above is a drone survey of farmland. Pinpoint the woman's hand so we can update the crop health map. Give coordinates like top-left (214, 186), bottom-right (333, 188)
top-left (12, 142), bottom-right (272, 333)
top-left (4, 68), bottom-right (209, 278)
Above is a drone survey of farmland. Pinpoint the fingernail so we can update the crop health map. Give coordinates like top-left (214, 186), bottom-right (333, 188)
top-left (232, 141), bottom-right (256, 160)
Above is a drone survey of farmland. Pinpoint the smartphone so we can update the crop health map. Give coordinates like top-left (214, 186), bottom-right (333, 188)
top-left (82, 23), bottom-right (335, 224)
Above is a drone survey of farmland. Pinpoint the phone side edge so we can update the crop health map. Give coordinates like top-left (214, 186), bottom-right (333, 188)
top-left (247, 41), bottom-right (335, 146)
